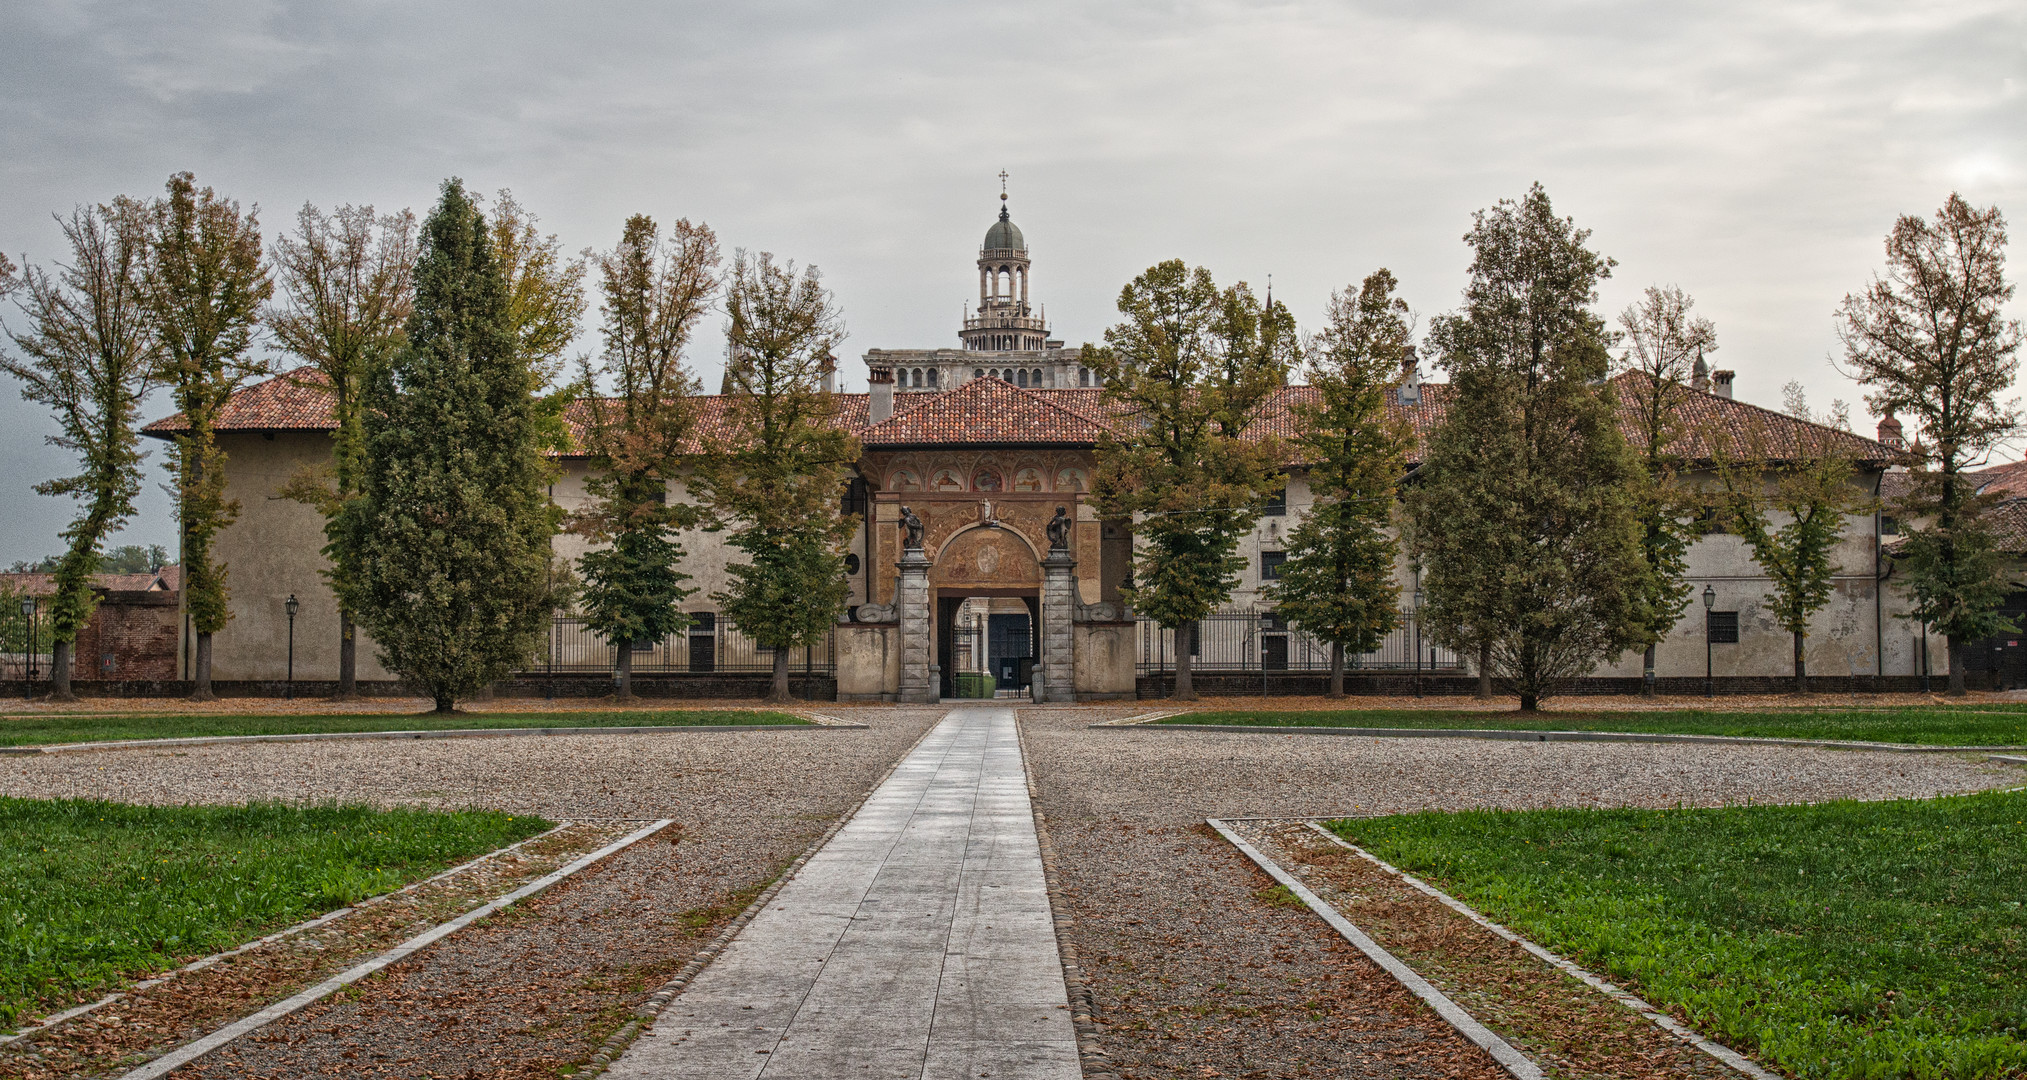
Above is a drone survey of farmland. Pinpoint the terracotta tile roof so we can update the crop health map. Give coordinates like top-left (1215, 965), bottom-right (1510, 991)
top-left (859, 376), bottom-right (1115, 446)
top-left (1611, 371), bottom-right (1885, 463)
top-left (0, 567), bottom-right (180, 596)
top-left (155, 367), bottom-right (1886, 465)
top-left (143, 366), bottom-right (339, 434)
top-left (1971, 459), bottom-right (2027, 498)
top-left (559, 394), bottom-right (871, 457)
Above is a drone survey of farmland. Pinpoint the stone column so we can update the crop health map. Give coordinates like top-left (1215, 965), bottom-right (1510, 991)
top-left (1040, 549), bottom-right (1077, 703)
top-left (896, 548), bottom-right (935, 703)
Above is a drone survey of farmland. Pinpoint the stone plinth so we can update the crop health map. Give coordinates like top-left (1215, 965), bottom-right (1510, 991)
top-left (896, 548), bottom-right (935, 703)
top-left (1040, 549), bottom-right (1077, 703)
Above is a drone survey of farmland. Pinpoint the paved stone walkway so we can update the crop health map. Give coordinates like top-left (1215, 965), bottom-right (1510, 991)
top-left (608, 706), bottom-right (1080, 1080)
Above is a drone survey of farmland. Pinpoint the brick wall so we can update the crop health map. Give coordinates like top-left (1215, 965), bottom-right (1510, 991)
top-left (71, 590), bottom-right (180, 680)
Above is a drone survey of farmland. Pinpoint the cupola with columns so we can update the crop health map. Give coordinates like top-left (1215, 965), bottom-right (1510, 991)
top-left (960, 175), bottom-right (1049, 353)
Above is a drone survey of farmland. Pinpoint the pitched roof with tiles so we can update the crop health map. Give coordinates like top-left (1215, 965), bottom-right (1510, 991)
top-left (152, 367), bottom-right (1886, 465)
top-left (860, 376), bottom-right (1114, 446)
top-left (143, 367), bottom-right (339, 433)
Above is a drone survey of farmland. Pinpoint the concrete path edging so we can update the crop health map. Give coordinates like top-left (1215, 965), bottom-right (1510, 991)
top-left (109, 818), bottom-right (676, 1080)
top-left (0, 721), bottom-right (862, 756)
top-left (1207, 817), bottom-right (1543, 1080)
top-left (0, 819), bottom-right (579, 1045)
top-left (1302, 821), bottom-right (1781, 1080)
top-left (1106, 722), bottom-right (2027, 754)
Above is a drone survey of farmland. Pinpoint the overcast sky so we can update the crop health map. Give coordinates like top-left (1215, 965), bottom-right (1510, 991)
top-left (2, 0), bottom-right (2022, 564)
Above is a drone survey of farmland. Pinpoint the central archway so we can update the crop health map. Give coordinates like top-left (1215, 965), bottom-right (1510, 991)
top-left (930, 526), bottom-right (1043, 698)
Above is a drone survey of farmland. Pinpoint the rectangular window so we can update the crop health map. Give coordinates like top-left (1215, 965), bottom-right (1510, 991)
top-left (1706, 610), bottom-right (1739, 644)
top-left (1263, 487), bottom-right (1287, 516)
top-left (1261, 551), bottom-right (1287, 580)
top-left (1881, 515), bottom-right (1899, 537)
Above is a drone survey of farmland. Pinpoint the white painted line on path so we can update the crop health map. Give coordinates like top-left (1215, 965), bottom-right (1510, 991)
top-left (1303, 822), bottom-right (1780, 1080)
top-left (1206, 818), bottom-right (1544, 1080)
top-left (109, 818), bottom-right (675, 1080)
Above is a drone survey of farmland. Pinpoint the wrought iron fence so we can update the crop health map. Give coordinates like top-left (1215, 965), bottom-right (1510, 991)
top-left (1136, 607), bottom-right (1461, 674)
top-left (527, 615), bottom-right (835, 675)
top-left (1, 653), bottom-right (50, 682)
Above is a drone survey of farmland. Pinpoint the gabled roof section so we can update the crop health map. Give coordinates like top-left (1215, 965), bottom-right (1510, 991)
top-left (143, 366), bottom-right (337, 434)
top-left (1613, 371), bottom-right (1886, 464)
top-left (859, 376), bottom-right (1114, 446)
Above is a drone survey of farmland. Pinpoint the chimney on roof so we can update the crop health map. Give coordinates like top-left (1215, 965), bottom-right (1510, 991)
top-left (1397, 346), bottom-right (1422, 406)
top-left (1691, 354), bottom-right (1711, 393)
top-left (1877, 411), bottom-right (1904, 450)
top-left (821, 353), bottom-right (837, 396)
top-left (869, 367), bottom-right (894, 424)
top-left (1712, 369), bottom-right (1735, 400)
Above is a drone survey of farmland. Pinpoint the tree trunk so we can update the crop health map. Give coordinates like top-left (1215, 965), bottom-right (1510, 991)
top-left (1792, 629), bottom-right (1808, 694)
top-left (1173, 622), bottom-right (1196, 701)
top-left (616, 646), bottom-right (634, 700)
top-left (1947, 634), bottom-right (1967, 697)
top-left (434, 691), bottom-right (454, 713)
top-left (1518, 689), bottom-right (1538, 712)
top-left (1476, 641), bottom-right (1493, 700)
top-left (189, 632), bottom-right (216, 701)
top-left (1642, 643), bottom-right (1658, 698)
top-left (336, 614), bottom-right (358, 700)
top-left (767, 646), bottom-right (791, 703)
top-left (50, 640), bottom-right (76, 702)
top-left (1328, 642), bottom-right (1344, 698)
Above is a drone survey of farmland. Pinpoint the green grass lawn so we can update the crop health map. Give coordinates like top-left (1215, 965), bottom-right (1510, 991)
top-left (1163, 705), bottom-right (2027, 746)
top-left (0, 708), bottom-right (810, 748)
top-left (0, 798), bottom-right (550, 1028)
top-left (1326, 791), bottom-right (2027, 1080)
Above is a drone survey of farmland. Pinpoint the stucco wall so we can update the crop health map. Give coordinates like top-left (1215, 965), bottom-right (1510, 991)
top-left (1073, 622), bottom-right (1137, 698)
top-left (205, 431), bottom-right (393, 682)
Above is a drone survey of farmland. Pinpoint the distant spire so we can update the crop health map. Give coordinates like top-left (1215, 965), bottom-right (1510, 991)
top-left (998, 170), bottom-right (1010, 220)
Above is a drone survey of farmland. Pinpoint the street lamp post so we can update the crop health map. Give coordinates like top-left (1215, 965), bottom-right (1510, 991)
top-left (20, 596), bottom-right (37, 687)
top-left (1703, 584), bottom-right (1717, 699)
top-left (284, 594), bottom-right (299, 701)
top-left (1412, 587), bottom-right (1425, 699)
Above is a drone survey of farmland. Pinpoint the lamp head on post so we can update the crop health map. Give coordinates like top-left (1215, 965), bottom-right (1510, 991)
top-left (285, 594), bottom-right (300, 620)
top-left (18, 597), bottom-right (33, 617)
top-left (1703, 584), bottom-right (1716, 611)
top-left (1412, 588), bottom-right (1425, 612)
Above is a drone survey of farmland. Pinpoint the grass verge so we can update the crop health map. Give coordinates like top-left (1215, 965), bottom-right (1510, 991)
top-left (1326, 791), bottom-right (2027, 1080)
top-left (0, 797), bottom-right (550, 1028)
top-left (0, 708), bottom-right (810, 748)
top-left (1164, 705), bottom-right (2027, 746)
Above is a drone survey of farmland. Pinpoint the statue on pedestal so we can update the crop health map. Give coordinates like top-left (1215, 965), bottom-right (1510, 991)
top-left (899, 505), bottom-right (925, 551)
top-left (1046, 505), bottom-right (1072, 552)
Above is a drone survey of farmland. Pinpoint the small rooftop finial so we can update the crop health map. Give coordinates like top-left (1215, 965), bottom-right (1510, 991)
top-left (999, 169), bottom-right (1008, 199)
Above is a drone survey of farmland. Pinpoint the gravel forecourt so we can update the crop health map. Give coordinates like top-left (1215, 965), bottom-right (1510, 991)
top-left (2, 708), bottom-right (946, 1079)
top-left (1018, 705), bottom-right (2018, 1080)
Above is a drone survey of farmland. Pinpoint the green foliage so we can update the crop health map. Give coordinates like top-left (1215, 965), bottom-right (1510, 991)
top-left (695, 251), bottom-right (856, 698)
top-left (1615, 286), bottom-right (1716, 656)
top-left (1408, 184), bottom-right (1652, 708)
top-left (1087, 260), bottom-right (1289, 694)
top-left (1713, 430), bottom-right (1872, 686)
top-left (338, 179), bottom-right (562, 712)
top-left (0, 797), bottom-right (548, 1025)
top-left (0, 201), bottom-right (158, 653)
top-left (572, 215), bottom-right (719, 663)
top-left (1162, 704), bottom-right (2027, 746)
top-left (1272, 269), bottom-right (1412, 662)
top-left (951, 671), bottom-right (996, 698)
top-left (1840, 195), bottom-right (2023, 689)
top-left (1329, 791), bottom-right (2027, 1079)
top-left (0, 709), bottom-right (810, 748)
top-left (142, 172), bottom-right (272, 639)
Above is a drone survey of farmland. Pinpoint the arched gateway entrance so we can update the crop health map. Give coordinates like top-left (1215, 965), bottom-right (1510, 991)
top-left (931, 524), bottom-right (1043, 698)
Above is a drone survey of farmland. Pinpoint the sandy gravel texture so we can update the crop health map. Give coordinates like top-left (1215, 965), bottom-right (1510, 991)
top-left (1018, 707), bottom-right (2017, 1080)
top-left (4, 709), bottom-right (943, 1079)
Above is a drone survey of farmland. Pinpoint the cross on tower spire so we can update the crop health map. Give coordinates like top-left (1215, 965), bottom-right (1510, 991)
top-left (999, 170), bottom-right (1008, 201)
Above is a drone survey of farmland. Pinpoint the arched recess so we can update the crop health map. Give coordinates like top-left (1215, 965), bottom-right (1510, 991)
top-left (929, 523), bottom-right (1043, 591)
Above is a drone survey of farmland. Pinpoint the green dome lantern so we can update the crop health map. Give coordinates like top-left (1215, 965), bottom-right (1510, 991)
top-left (983, 200), bottom-right (1025, 251)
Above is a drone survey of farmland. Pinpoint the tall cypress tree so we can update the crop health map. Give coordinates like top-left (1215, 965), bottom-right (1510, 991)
top-left (338, 179), bottom-right (559, 712)
top-left (1408, 184), bottom-right (1652, 711)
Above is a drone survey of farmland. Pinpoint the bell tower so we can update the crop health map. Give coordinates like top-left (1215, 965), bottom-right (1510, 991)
top-left (960, 174), bottom-right (1048, 353)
